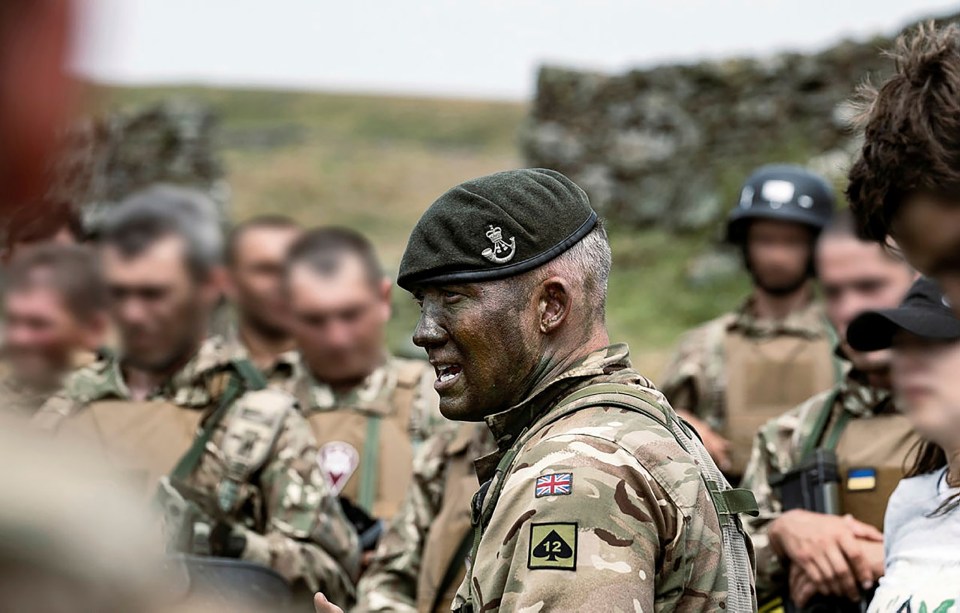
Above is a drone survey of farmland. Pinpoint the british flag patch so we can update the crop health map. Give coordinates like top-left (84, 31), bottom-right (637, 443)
top-left (535, 473), bottom-right (573, 498)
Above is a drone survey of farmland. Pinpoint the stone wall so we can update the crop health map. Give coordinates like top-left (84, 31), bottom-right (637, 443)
top-left (47, 99), bottom-right (228, 234)
top-left (522, 13), bottom-right (958, 233)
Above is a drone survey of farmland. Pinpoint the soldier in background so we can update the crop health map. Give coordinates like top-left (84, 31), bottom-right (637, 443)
top-left (661, 164), bottom-right (838, 481)
top-left (34, 186), bottom-right (360, 608)
top-left (356, 422), bottom-right (496, 613)
top-left (318, 168), bottom-right (757, 612)
top-left (283, 227), bottom-right (444, 559)
top-left (741, 211), bottom-right (919, 610)
top-left (847, 22), bottom-right (960, 317)
top-left (223, 215), bottom-right (303, 383)
top-left (0, 243), bottom-right (107, 416)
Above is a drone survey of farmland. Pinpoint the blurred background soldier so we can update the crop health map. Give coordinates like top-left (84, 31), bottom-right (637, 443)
top-left (661, 164), bottom-right (838, 481)
top-left (223, 215), bottom-right (303, 383)
top-left (283, 227), bottom-right (445, 559)
top-left (741, 211), bottom-right (919, 610)
top-left (356, 422), bottom-right (496, 612)
top-left (0, 243), bottom-right (107, 416)
top-left (33, 186), bottom-right (361, 609)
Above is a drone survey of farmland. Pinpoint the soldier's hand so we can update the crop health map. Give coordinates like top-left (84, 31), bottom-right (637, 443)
top-left (769, 510), bottom-right (879, 602)
top-left (677, 410), bottom-right (732, 471)
top-left (314, 592), bottom-right (343, 613)
top-left (788, 564), bottom-right (818, 607)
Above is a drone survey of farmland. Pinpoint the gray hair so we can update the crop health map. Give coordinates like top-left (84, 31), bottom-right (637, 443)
top-left (98, 184), bottom-right (223, 280)
top-left (514, 221), bottom-right (612, 321)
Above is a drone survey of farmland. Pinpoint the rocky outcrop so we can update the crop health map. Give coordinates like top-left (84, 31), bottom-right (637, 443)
top-left (47, 99), bottom-right (228, 234)
top-left (522, 13), bottom-right (958, 232)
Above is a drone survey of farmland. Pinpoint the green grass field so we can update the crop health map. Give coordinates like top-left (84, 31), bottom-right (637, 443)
top-left (97, 85), bottom-right (750, 378)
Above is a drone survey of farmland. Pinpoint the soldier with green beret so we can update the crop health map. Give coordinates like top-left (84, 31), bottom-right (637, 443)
top-left (315, 168), bottom-right (757, 612)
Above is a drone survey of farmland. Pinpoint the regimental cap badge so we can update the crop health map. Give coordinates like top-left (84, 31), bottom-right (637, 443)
top-left (481, 224), bottom-right (516, 264)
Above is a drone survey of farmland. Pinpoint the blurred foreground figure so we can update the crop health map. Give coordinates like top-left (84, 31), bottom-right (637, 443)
top-left (0, 244), bottom-right (107, 416)
top-left (356, 422), bottom-right (496, 612)
top-left (34, 186), bottom-right (360, 608)
top-left (284, 227), bottom-right (444, 558)
top-left (661, 165), bottom-right (838, 481)
top-left (2, 199), bottom-right (85, 262)
top-left (224, 215), bottom-right (303, 383)
top-left (0, 418), bottom-right (166, 613)
top-left (741, 212), bottom-right (919, 610)
top-left (320, 169), bottom-right (757, 612)
top-left (0, 0), bottom-right (76, 212)
top-left (847, 22), bottom-right (960, 318)
top-left (848, 278), bottom-right (960, 612)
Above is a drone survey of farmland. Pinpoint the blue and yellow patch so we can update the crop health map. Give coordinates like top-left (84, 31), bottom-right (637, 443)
top-left (846, 467), bottom-right (877, 492)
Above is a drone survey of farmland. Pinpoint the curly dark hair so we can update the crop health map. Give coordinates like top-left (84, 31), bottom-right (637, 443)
top-left (847, 22), bottom-right (960, 243)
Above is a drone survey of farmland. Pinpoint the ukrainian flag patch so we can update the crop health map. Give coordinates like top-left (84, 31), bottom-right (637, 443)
top-left (846, 467), bottom-right (877, 492)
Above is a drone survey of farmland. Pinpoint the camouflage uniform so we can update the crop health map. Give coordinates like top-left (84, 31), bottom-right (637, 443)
top-left (660, 297), bottom-right (839, 476)
top-left (0, 350), bottom-right (99, 417)
top-left (357, 422), bottom-right (497, 612)
top-left (33, 336), bottom-right (361, 606)
top-left (285, 355), bottom-right (446, 521)
top-left (740, 369), bottom-right (918, 603)
top-left (0, 375), bottom-right (56, 417)
top-left (453, 344), bottom-right (756, 612)
top-left (221, 324), bottom-right (301, 388)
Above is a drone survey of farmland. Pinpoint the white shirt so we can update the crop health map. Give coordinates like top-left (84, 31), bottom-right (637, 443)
top-left (868, 468), bottom-right (960, 613)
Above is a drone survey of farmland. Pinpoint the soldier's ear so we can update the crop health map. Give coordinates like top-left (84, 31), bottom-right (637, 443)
top-left (378, 277), bottom-right (393, 321)
top-left (538, 277), bottom-right (571, 335)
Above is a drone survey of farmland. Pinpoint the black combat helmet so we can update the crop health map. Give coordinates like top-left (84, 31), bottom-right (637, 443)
top-left (726, 164), bottom-right (836, 244)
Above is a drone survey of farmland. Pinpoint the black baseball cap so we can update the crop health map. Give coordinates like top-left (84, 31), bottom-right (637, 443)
top-left (847, 277), bottom-right (960, 352)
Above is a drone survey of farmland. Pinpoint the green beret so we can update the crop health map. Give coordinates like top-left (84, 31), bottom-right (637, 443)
top-left (397, 168), bottom-right (598, 290)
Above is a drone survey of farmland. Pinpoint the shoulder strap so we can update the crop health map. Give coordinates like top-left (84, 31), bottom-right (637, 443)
top-left (168, 358), bottom-right (265, 483)
top-left (799, 387), bottom-right (846, 459)
top-left (820, 314), bottom-right (846, 386)
top-left (466, 382), bottom-right (756, 606)
top-left (432, 530), bottom-right (473, 613)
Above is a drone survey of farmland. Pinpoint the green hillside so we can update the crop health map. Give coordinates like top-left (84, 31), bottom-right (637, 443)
top-left (95, 85), bottom-right (750, 377)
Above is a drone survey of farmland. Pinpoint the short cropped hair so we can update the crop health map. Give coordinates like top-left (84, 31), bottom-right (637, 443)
top-left (285, 226), bottom-right (384, 287)
top-left (510, 221), bottom-right (612, 323)
top-left (4, 244), bottom-right (106, 321)
top-left (225, 215), bottom-right (300, 267)
top-left (847, 22), bottom-right (960, 243)
top-left (98, 184), bottom-right (223, 280)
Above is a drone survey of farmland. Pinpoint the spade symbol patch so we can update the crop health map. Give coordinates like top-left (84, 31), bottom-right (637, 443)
top-left (528, 522), bottom-right (577, 570)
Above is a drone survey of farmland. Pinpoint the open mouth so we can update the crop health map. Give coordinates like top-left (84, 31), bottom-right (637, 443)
top-left (433, 363), bottom-right (463, 391)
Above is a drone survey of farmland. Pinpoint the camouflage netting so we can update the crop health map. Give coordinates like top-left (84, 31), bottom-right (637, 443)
top-left (522, 12), bottom-right (960, 233)
top-left (44, 99), bottom-right (230, 237)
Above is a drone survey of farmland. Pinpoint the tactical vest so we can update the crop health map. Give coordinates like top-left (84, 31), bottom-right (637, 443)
top-left (722, 328), bottom-right (837, 477)
top-left (417, 424), bottom-right (482, 613)
top-left (459, 383), bottom-right (758, 613)
top-left (56, 398), bottom-right (205, 496)
top-left (54, 362), bottom-right (268, 500)
top-left (808, 394), bottom-right (920, 531)
top-left (299, 360), bottom-right (426, 520)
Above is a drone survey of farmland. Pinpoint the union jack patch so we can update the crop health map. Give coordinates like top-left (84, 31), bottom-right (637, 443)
top-left (535, 473), bottom-right (572, 498)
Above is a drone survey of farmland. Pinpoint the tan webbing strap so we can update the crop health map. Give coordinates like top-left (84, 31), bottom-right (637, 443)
top-left (168, 359), bottom-right (266, 483)
top-left (463, 382), bottom-right (757, 610)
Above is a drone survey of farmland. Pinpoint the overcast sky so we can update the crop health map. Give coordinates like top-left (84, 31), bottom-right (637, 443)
top-left (73, 0), bottom-right (960, 100)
